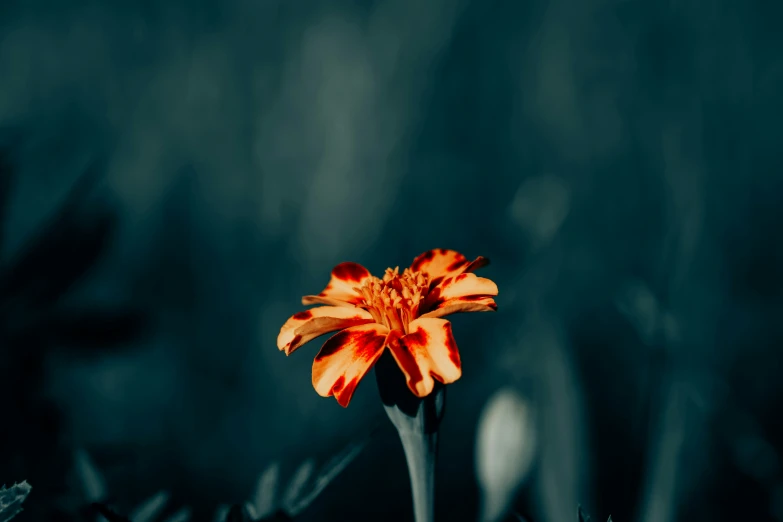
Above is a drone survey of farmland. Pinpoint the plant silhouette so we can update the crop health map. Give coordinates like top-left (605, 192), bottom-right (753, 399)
top-left (0, 137), bottom-right (149, 520)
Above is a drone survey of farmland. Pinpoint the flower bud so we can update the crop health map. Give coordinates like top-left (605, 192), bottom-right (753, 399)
top-left (475, 388), bottom-right (537, 522)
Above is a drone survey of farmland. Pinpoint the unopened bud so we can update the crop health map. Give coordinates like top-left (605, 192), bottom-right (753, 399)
top-left (475, 388), bottom-right (537, 522)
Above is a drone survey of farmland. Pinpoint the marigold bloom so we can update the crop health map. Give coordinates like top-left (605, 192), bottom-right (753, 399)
top-left (277, 249), bottom-right (498, 407)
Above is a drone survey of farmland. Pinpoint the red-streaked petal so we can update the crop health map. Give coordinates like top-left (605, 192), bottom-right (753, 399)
top-left (463, 256), bottom-right (490, 274)
top-left (301, 262), bottom-right (373, 307)
top-left (409, 249), bottom-right (469, 280)
top-left (312, 323), bottom-right (391, 407)
top-left (387, 318), bottom-right (462, 397)
top-left (419, 295), bottom-right (498, 319)
top-left (410, 250), bottom-right (491, 289)
top-left (433, 272), bottom-right (498, 301)
top-left (277, 306), bottom-right (375, 355)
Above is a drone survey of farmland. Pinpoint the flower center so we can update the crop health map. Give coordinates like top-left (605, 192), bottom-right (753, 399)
top-left (355, 267), bottom-right (430, 334)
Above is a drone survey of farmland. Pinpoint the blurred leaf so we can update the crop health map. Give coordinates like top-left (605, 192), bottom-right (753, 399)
top-left (129, 491), bottom-right (169, 522)
top-left (0, 209), bottom-right (115, 305)
top-left (286, 424), bottom-right (379, 517)
top-left (280, 460), bottom-right (314, 513)
top-left (74, 449), bottom-right (107, 503)
top-left (212, 506), bottom-right (230, 522)
top-left (0, 159), bottom-right (114, 306)
top-left (251, 462), bottom-right (279, 519)
top-left (45, 307), bottom-right (148, 350)
top-left (637, 380), bottom-right (687, 522)
top-left (476, 388), bottom-right (536, 522)
top-left (0, 481), bottom-right (31, 522)
top-left (533, 321), bottom-right (587, 522)
top-left (243, 503), bottom-right (257, 520)
top-left (92, 503), bottom-right (131, 522)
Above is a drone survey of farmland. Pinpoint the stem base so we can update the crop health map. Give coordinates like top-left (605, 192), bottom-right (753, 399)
top-left (375, 351), bottom-right (445, 522)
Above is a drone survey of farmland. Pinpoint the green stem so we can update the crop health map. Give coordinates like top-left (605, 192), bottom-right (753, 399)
top-left (398, 428), bottom-right (437, 522)
top-left (375, 352), bottom-right (446, 522)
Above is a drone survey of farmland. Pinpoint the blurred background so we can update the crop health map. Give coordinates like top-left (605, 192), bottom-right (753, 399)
top-left (1, 0), bottom-right (782, 521)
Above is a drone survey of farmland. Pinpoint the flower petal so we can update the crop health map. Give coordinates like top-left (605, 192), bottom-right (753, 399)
top-left (419, 295), bottom-right (498, 319)
top-left (409, 249), bottom-right (469, 280)
top-left (301, 262), bottom-right (373, 307)
top-left (387, 318), bottom-right (462, 397)
top-left (277, 306), bottom-right (375, 355)
top-left (312, 323), bottom-right (391, 407)
top-left (434, 272), bottom-right (498, 300)
top-left (463, 256), bottom-right (490, 274)
top-left (410, 249), bottom-right (491, 289)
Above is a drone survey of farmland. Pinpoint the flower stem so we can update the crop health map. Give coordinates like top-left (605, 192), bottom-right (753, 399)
top-left (375, 352), bottom-right (446, 522)
top-left (397, 427), bottom-right (438, 522)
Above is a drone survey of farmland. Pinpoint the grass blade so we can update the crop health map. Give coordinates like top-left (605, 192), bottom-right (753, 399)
top-left (287, 424), bottom-right (379, 517)
top-left (212, 505), bottom-right (230, 522)
top-left (74, 449), bottom-right (107, 503)
top-left (130, 491), bottom-right (170, 522)
top-left (251, 462), bottom-right (279, 518)
top-left (281, 459), bottom-right (315, 512)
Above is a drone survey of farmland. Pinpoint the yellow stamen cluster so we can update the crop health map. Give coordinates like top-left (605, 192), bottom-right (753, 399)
top-left (356, 267), bottom-right (429, 333)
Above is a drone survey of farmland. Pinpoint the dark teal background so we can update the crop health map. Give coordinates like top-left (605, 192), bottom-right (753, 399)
top-left (1, 0), bottom-right (782, 521)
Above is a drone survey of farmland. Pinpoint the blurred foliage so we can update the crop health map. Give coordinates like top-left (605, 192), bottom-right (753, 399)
top-left (0, 138), bottom-right (149, 520)
top-left (55, 427), bottom-right (372, 522)
top-left (0, 482), bottom-right (31, 522)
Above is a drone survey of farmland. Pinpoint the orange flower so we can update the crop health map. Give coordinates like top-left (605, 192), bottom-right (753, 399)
top-left (277, 249), bottom-right (498, 407)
